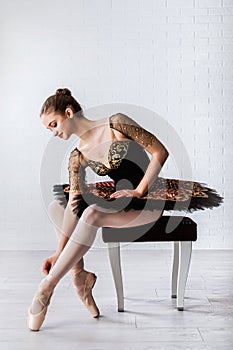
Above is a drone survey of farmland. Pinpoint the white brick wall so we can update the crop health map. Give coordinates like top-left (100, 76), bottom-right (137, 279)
top-left (0, 0), bottom-right (231, 250)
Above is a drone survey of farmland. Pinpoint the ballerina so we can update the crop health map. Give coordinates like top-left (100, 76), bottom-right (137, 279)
top-left (28, 88), bottom-right (223, 331)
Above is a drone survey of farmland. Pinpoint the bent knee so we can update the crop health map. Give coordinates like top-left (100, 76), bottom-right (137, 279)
top-left (48, 199), bottom-right (65, 215)
top-left (81, 205), bottom-right (105, 226)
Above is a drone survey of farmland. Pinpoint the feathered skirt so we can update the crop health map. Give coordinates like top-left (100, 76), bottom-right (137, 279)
top-left (53, 177), bottom-right (223, 217)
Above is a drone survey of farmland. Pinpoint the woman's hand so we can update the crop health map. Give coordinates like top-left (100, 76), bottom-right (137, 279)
top-left (42, 253), bottom-right (60, 275)
top-left (110, 189), bottom-right (142, 199)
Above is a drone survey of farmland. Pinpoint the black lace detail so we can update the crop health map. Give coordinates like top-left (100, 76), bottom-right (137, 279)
top-left (109, 141), bottom-right (129, 169)
top-left (86, 141), bottom-right (130, 176)
top-left (68, 149), bottom-right (88, 193)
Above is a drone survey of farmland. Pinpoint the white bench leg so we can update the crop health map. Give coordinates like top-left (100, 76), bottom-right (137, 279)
top-left (171, 242), bottom-right (179, 298)
top-left (177, 241), bottom-right (192, 311)
top-left (107, 242), bottom-right (124, 312)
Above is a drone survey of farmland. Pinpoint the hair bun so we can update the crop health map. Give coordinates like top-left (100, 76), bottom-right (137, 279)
top-left (55, 88), bottom-right (72, 97)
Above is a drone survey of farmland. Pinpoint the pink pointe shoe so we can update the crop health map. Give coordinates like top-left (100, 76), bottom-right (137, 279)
top-left (27, 279), bottom-right (54, 331)
top-left (72, 270), bottom-right (100, 318)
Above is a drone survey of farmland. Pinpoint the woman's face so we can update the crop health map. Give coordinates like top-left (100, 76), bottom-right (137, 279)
top-left (41, 108), bottom-right (73, 139)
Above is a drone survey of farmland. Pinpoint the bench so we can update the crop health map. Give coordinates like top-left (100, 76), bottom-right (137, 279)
top-left (102, 215), bottom-right (197, 311)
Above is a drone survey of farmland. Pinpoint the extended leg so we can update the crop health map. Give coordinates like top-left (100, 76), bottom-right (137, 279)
top-left (48, 200), bottom-right (84, 274)
top-left (29, 201), bottom-right (99, 329)
top-left (48, 200), bottom-right (99, 317)
top-left (46, 204), bottom-right (163, 284)
top-left (28, 205), bottom-right (163, 330)
top-left (28, 208), bottom-right (100, 330)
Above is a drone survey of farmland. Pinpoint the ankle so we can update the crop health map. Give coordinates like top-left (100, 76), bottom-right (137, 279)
top-left (72, 267), bottom-right (85, 275)
top-left (39, 276), bottom-right (57, 294)
top-left (72, 269), bottom-right (86, 285)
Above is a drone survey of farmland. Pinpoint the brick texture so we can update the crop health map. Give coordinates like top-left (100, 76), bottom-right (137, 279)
top-left (1, 0), bottom-right (230, 249)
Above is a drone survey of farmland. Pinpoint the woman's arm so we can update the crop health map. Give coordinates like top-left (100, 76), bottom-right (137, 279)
top-left (109, 113), bottom-right (169, 198)
top-left (43, 150), bottom-right (83, 274)
top-left (135, 145), bottom-right (169, 197)
top-left (56, 148), bottom-right (83, 253)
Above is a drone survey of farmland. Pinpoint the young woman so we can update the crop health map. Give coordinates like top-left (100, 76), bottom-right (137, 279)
top-left (28, 88), bottom-right (222, 331)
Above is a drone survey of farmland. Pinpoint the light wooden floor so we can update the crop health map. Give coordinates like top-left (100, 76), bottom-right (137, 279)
top-left (0, 249), bottom-right (233, 349)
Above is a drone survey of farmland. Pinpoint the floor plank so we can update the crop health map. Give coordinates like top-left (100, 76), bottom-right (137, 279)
top-left (0, 249), bottom-right (233, 349)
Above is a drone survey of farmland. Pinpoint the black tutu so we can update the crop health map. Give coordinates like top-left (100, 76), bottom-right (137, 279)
top-left (53, 177), bottom-right (223, 217)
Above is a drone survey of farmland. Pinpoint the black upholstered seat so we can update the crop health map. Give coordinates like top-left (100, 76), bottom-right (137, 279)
top-left (102, 216), bottom-right (197, 243)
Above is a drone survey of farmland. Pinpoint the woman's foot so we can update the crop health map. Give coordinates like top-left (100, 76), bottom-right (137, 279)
top-left (72, 269), bottom-right (100, 318)
top-left (27, 278), bottom-right (55, 331)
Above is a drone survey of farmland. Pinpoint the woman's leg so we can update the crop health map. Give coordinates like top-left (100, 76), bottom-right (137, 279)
top-left (28, 214), bottom-right (99, 330)
top-left (36, 205), bottom-right (163, 285)
top-left (28, 205), bottom-right (163, 329)
top-left (48, 199), bottom-right (84, 274)
top-left (33, 205), bottom-right (163, 287)
top-left (48, 200), bottom-right (99, 317)
top-left (29, 201), bottom-right (98, 316)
